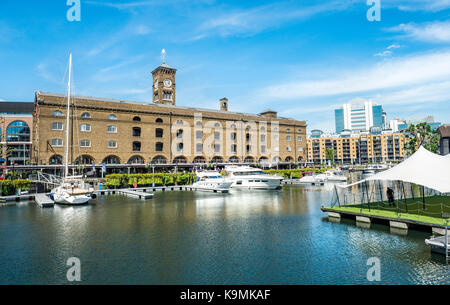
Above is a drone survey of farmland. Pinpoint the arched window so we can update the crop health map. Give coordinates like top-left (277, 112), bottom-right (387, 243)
top-left (211, 156), bottom-right (223, 163)
top-left (176, 129), bottom-right (183, 139)
top-left (285, 156), bottom-right (293, 163)
top-left (244, 156), bottom-right (255, 163)
top-left (193, 156), bottom-right (206, 164)
top-left (286, 128), bottom-right (291, 132)
top-left (196, 121), bottom-right (202, 127)
top-left (155, 142), bottom-right (164, 152)
top-left (103, 156), bottom-right (120, 164)
top-left (128, 156), bottom-right (145, 164)
top-left (155, 128), bottom-right (164, 138)
top-left (230, 124), bottom-right (237, 129)
top-left (108, 114), bottom-right (117, 120)
top-left (176, 120), bottom-right (184, 125)
top-left (259, 156), bottom-right (269, 163)
top-left (49, 155), bottom-right (63, 165)
top-left (152, 156), bottom-right (167, 164)
top-left (173, 156), bottom-right (187, 164)
top-left (7, 121), bottom-right (30, 142)
top-left (75, 155), bottom-right (95, 165)
top-left (133, 142), bottom-right (141, 152)
top-left (53, 111), bottom-right (63, 117)
top-left (260, 126), bottom-right (266, 132)
top-left (272, 156), bottom-right (280, 163)
top-left (228, 156), bottom-right (239, 163)
top-left (81, 112), bottom-right (91, 119)
top-left (214, 122), bottom-right (221, 128)
top-left (133, 127), bottom-right (141, 137)
top-left (156, 118), bottom-right (163, 124)
top-left (133, 116), bottom-right (141, 122)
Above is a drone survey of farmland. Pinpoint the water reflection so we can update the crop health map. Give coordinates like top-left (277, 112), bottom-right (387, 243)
top-left (0, 185), bottom-right (448, 285)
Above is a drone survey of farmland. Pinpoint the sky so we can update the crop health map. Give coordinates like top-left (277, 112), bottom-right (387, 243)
top-left (0, 0), bottom-right (450, 132)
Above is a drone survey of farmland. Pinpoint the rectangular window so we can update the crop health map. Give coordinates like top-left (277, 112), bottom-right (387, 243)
top-left (287, 136), bottom-right (291, 141)
top-left (298, 136), bottom-right (303, 142)
top-left (196, 131), bottom-right (203, 140)
top-left (107, 141), bottom-right (117, 149)
top-left (80, 140), bottom-right (91, 148)
top-left (80, 124), bottom-right (91, 132)
top-left (231, 132), bottom-right (237, 141)
top-left (231, 144), bottom-right (237, 153)
top-left (196, 143), bottom-right (203, 153)
top-left (52, 122), bottom-right (63, 131)
top-left (107, 125), bottom-right (117, 133)
top-left (261, 145), bottom-right (266, 154)
top-left (214, 132), bottom-right (220, 140)
top-left (51, 139), bottom-right (63, 147)
top-left (163, 91), bottom-right (172, 100)
top-left (260, 135), bottom-right (266, 142)
top-left (214, 144), bottom-right (220, 153)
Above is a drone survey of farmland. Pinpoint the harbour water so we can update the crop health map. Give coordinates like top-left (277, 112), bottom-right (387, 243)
top-left (0, 184), bottom-right (448, 285)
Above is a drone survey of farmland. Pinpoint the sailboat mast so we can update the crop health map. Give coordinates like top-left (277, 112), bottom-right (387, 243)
top-left (64, 53), bottom-right (72, 178)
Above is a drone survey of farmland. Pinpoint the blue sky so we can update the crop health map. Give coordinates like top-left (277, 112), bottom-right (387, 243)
top-left (1, 0), bottom-right (450, 132)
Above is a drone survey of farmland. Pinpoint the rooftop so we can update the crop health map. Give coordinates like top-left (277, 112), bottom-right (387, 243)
top-left (0, 102), bottom-right (34, 114)
top-left (36, 91), bottom-right (304, 124)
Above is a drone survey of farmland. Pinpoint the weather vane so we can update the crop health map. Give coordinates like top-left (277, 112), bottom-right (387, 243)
top-left (161, 49), bottom-right (166, 64)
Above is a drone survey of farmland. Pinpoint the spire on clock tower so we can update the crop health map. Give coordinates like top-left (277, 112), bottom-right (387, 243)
top-left (152, 49), bottom-right (177, 105)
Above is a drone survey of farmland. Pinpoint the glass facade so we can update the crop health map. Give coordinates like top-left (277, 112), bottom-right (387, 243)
top-left (372, 105), bottom-right (383, 128)
top-left (335, 109), bottom-right (344, 133)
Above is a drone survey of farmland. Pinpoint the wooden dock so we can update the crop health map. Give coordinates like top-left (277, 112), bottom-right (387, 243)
top-left (35, 194), bottom-right (55, 208)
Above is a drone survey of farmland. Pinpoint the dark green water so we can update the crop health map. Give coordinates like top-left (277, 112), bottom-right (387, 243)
top-left (0, 185), bottom-right (448, 284)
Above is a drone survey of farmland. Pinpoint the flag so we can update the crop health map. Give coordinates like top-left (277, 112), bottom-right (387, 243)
top-left (102, 162), bottom-right (106, 173)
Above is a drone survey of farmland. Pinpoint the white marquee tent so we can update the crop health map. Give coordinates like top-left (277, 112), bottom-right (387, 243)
top-left (340, 146), bottom-right (450, 193)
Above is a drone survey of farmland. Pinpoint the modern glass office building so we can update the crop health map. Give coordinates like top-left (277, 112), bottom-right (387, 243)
top-left (335, 99), bottom-right (385, 133)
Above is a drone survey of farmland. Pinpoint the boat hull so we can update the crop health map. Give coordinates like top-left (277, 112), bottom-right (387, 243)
top-left (51, 189), bottom-right (92, 205)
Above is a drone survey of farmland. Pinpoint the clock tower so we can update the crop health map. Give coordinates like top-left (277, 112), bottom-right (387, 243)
top-left (152, 50), bottom-right (177, 105)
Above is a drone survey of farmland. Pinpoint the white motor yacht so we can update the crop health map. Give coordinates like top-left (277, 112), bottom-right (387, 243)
top-left (316, 169), bottom-right (347, 182)
top-left (224, 166), bottom-right (283, 190)
top-left (298, 172), bottom-right (325, 185)
top-left (192, 171), bottom-right (233, 192)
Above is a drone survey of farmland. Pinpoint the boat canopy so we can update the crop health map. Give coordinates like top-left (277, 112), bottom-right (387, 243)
top-left (338, 146), bottom-right (450, 193)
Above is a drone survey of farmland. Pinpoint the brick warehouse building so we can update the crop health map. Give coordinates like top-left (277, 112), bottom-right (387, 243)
top-left (32, 61), bottom-right (307, 172)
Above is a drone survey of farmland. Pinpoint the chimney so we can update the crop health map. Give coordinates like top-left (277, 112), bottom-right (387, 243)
top-left (220, 98), bottom-right (228, 111)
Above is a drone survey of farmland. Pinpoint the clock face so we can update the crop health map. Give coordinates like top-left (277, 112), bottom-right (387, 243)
top-left (164, 79), bottom-right (172, 88)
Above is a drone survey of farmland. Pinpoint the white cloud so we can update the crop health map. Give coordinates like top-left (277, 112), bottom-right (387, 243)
top-left (374, 50), bottom-right (393, 57)
top-left (261, 50), bottom-right (450, 99)
top-left (387, 44), bottom-right (401, 49)
top-left (195, 1), bottom-right (351, 38)
top-left (395, 0), bottom-right (450, 12)
top-left (389, 20), bottom-right (450, 43)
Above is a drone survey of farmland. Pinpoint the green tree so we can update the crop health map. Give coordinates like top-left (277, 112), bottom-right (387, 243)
top-left (325, 148), bottom-right (336, 163)
top-left (404, 123), bottom-right (440, 155)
